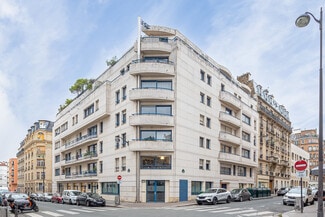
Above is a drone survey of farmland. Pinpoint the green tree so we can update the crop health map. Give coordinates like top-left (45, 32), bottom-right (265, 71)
top-left (58, 98), bottom-right (73, 113)
top-left (69, 78), bottom-right (94, 96)
top-left (106, 56), bottom-right (117, 67)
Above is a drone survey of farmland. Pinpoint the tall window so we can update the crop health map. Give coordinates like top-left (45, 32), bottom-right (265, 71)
top-left (207, 96), bottom-right (211, 107)
top-left (200, 115), bottom-right (205, 125)
top-left (191, 181), bottom-right (202, 195)
top-left (242, 114), bottom-right (251, 125)
top-left (200, 70), bottom-right (205, 81)
top-left (115, 113), bottom-right (120, 127)
top-left (206, 139), bottom-right (211, 149)
top-left (207, 74), bottom-right (211, 85)
top-left (242, 131), bottom-right (250, 142)
top-left (115, 158), bottom-right (119, 172)
top-left (115, 90), bottom-right (120, 104)
top-left (206, 117), bottom-right (211, 128)
top-left (200, 92), bottom-right (205, 104)
top-left (122, 110), bottom-right (126, 124)
top-left (238, 166), bottom-right (246, 176)
top-left (121, 157), bottom-right (126, 171)
top-left (199, 159), bottom-right (204, 170)
top-left (199, 137), bottom-right (204, 148)
top-left (84, 104), bottom-right (94, 118)
top-left (122, 86), bottom-right (127, 100)
top-left (121, 133), bottom-right (127, 147)
top-left (206, 160), bottom-right (210, 170)
top-left (242, 148), bottom-right (250, 158)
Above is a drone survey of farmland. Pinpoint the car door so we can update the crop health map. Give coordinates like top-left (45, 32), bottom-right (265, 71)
top-left (80, 193), bottom-right (87, 205)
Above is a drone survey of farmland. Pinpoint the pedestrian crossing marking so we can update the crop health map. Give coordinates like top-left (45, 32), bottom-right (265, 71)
top-left (70, 208), bottom-right (92, 213)
top-left (81, 207), bottom-right (108, 211)
top-left (241, 211), bottom-right (274, 216)
top-left (41, 211), bottom-right (64, 216)
top-left (57, 209), bottom-right (79, 214)
top-left (210, 207), bottom-right (241, 213)
top-left (225, 209), bottom-right (257, 214)
top-left (24, 213), bottom-right (43, 217)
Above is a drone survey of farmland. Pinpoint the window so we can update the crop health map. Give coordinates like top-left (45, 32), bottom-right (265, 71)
top-left (55, 169), bottom-right (60, 176)
top-left (221, 144), bottom-right (232, 153)
top-left (95, 100), bottom-right (99, 111)
top-left (141, 80), bottom-right (172, 90)
top-left (225, 108), bottom-right (232, 115)
top-left (206, 139), bottom-right (211, 149)
top-left (220, 166), bottom-right (231, 175)
top-left (242, 114), bottom-right (251, 125)
top-left (199, 159), bottom-right (204, 170)
top-left (121, 133), bottom-right (127, 147)
top-left (140, 130), bottom-right (172, 141)
top-left (61, 122), bottom-right (68, 132)
top-left (122, 110), bottom-right (126, 124)
top-left (99, 161), bottom-right (103, 173)
top-left (242, 149), bottom-right (250, 158)
top-left (115, 136), bottom-right (120, 149)
top-left (115, 113), bottom-right (120, 127)
top-left (115, 158), bottom-right (119, 172)
top-left (200, 92), bottom-right (205, 104)
top-left (140, 105), bottom-right (172, 115)
top-left (55, 155), bottom-right (60, 163)
top-left (200, 70), bottom-right (205, 81)
top-left (122, 86), bottom-right (127, 100)
top-left (140, 156), bottom-right (171, 169)
top-left (88, 125), bottom-right (97, 136)
top-left (206, 160), bottom-right (210, 170)
top-left (238, 166), bottom-right (246, 176)
top-left (207, 96), bottom-right (211, 107)
top-left (84, 104), bottom-right (94, 118)
top-left (102, 182), bottom-right (118, 195)
top-left (221, 83), bottom-right (225, 91)
top-left (242, 131), bottom-right (250, 142)
top-left (115, 90), bottom-right (120, 104)
top-left (99, 141), bottom-right (103, 153)
top-left (200, 115), bottom-right (205, 125)
top-left (206, 117), bottom-right (211, 128)
top-left (191, 181), bottom-right (202, 195)
top-left (55, 127), bottom-right (60, 136)
top-left (207, 74), bottom-right (211, 85)
top-left (100, 122), bottom-right (103, 133)
top-left (205, 182), bottom-right (213, 190)
top-left (121, 157), bottom-right (126, 171)
top-left (199, 137), bottom-right (204, 148)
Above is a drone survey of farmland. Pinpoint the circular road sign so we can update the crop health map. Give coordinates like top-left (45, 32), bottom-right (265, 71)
top-left (294, 160), bottom-right (308, 171)
top-left (117, 175), bottom-right (122, 180)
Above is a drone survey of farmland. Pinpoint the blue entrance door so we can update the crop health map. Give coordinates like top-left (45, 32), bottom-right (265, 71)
top-left (146, 180), bottom-right (165, 202)
top-left (179, 179), bottom-right (188, 201)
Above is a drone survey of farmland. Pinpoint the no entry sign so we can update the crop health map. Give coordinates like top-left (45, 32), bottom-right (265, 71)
top-left (294, 160), bottom-right (308, 171)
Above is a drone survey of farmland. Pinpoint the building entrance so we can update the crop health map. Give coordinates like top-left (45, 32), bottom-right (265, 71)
top-left (146, 180), bottom-right (165, 202)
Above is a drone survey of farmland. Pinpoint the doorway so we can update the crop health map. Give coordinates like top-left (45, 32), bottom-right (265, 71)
top-left (146, 180), bottom-right (165, 202)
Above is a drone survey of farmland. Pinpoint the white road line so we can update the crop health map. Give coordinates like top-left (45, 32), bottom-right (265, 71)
top-left (210, 208), bottom-right (241, 213)
top-left (225, 209), bottom-right (257, 214)
top-left (80, 207), bottom-right (108, 211)
top-left (41, 211), bottom-right (64, 216)
top-left (242, 211), bottom-right (274, 216)
top-left (23, 213), bottom-right (43, 217)
top-left (70, 208), bottom-right (93, 213)
top-left (196, 207), bottom-right (228, 211)
top-left (57, 209), bottom-right (79, 214)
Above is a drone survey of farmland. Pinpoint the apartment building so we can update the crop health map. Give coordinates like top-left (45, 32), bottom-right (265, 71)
top-left (237, 73), bottom-right (292, 191)
top-left (53, 21), bottom-right (259, 203)
top-left (16, 120), bottom-right (54, 194)
top-left (291, 129), bottom-right (320, 186)
top-left (8, 158), bottom-right (18, 192)
top-left (290, 143), bottom-right (309, 188)
top-left (0, 161), bottom-right (8, 188)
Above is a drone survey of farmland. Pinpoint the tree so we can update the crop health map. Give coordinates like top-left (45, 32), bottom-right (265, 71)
top-left (69, 78), bottom-right (94, 96)
top-left (106, 56), bottom-right (117, 67)
top-left (58, 98), bottom-right (73, 113)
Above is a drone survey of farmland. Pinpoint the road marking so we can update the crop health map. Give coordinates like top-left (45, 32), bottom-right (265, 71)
top-left (196, 207), bottom-right (228, 211)
top-left (225, 209), bottom-right (257, 214)
top-left (210, 208), bottom-right (241, 213)
top-left (24, 213), bottom-right (43, 217)
top-left (57, 209), bottom-right (79, 214)
top-left (81, 207), bottom-right (109, 211)
top-left (70, 208), bottom-right (93, 213)
top-left (242, 211), bottom-right (274, 216)
top-left (41, 211), bottom-right (64, 216)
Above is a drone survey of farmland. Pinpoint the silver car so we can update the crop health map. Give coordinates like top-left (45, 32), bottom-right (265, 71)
top-left (196, 188), bottom-right (231, 205)
top-left (283, 187), bottom-right (314, 206)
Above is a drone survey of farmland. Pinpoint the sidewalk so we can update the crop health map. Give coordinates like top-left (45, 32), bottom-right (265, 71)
top-left (283, 202), bottom-right (323, 217)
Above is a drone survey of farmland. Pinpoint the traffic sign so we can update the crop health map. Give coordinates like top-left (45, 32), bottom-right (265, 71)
top-left (296, 170), bottom-right (306, 178)
top-left (117, 175), bottom-right (122, 180)
top-left (294, 160), bottom-right (308, 171)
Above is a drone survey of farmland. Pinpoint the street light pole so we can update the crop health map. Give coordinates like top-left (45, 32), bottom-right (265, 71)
top-left (296, 8), bottom-right (323, 217)
top-left (42, 160), bottom-right (45, 193)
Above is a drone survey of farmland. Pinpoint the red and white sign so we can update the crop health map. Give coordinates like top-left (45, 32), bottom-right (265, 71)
top-left (294, 160), bottom-right (308, 171)
top-left (117, 175), bottom-right (122, 180)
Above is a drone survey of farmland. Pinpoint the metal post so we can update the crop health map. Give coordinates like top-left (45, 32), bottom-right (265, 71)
top-left (300, 178), bottom-right (303, 213)
top-left (42, 162), bottom-right (45, 193)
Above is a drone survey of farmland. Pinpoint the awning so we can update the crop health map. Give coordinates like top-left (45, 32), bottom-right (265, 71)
top-left (310, 164), bottom-right (325, 176)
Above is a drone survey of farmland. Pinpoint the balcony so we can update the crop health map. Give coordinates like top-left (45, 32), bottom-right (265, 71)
top-left (65, 170), bottom-right (98, 179)
top-left (267, 156), bottom-right (279, 164)
top-left (129, 114), bottom-right (174, 126)
top-left (130, 60), bottom-right (175, 77)
top-left (219, 91), bottom-right (241, 110)
top-left (64, 151), bottom-right (98, 165)
top-left (219, 132), bottom-right (241, 146)
top-left (129, 88), bottom-right (174, 101)
top-left (63, 134), bottom-right (98, 151)
top-left (135, 37), bottom-right (173, 54)
top-left (218, 152), bottom-right (257, 167)
top-left (219, 112), bottom-right (240, 127)
top-left (129, 139), bottom-right (173, 152)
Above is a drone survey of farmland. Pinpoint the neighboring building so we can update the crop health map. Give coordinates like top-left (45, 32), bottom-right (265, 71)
top-left (8, 158), bottom-right (18, 192)
top-left (291, 129), bottom-right (320, 186)
top-left (17, 120), bottom-right (54, 194)
top-left (290, 143), bottom-right (309, 188)
top-left (0, 161), bottom-right (8, 188)
top-left (53, 22), bottom-right (259, 203)
top-left (237, 73), bottom-right (292, 191)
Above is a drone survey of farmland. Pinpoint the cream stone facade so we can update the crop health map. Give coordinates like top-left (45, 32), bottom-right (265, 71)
top-left (52, 23), bottom-right (259, 203)
top-left (16, 120), bottom-right (53, 194)
top-left (290, 143), bottom-right (309, 188)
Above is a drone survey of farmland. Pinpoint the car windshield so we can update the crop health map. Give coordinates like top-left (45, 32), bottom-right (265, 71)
top-left (204, 189), bottom-right (217, 193)
top-left (89, 193), bottom-right (101, 199)
top-left (231, 189), bottom-right (241, 194)
top-left (70, 191), bottom-right (81, 196)
top-left (289, 188), bottom-right (306, 194)
top-left (10, 194), bottom-right (28, 199)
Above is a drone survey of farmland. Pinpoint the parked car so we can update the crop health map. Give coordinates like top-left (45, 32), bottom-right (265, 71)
top-left (277, 187), bottom-right (290, 196)
top-left (43, 193), bottom-right (53, 202)
top-left (36, 193), bottom-right (44, 201)
top-left (51, 193), bottom-right (63, 204)
top-left (196, 188), bottom-right (231, 205)
top-left (231, 188), bottom-right (252, 202)
top-left (313, 190), bottom-right (325, 201)
top-left (29, 193), bottom-right (38, 200)
top-left (76, 192), bottom-right (106, 207)
top-left (62, 190), bottom-right (82, 204)
top-left (7, 193), bottom-right (39, 213)
top-left (283, 187), bottom-right (314, 206)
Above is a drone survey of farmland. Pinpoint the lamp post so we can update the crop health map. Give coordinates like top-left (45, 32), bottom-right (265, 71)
top-left (296, 8), bottom-right (323, 217)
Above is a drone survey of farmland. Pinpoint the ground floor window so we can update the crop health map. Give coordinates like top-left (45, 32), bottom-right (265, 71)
top-left (101, 182), bottom-right (118, 195)
top-left (191, 181), bottom-right (202, 195)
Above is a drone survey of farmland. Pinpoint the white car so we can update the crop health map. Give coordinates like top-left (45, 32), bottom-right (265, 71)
top-left (196, 188), bottom-right (231, 205)
top-left (283, 187), bottom-right (314, 206)
top-left (62, 190), bottom-right (82, 204)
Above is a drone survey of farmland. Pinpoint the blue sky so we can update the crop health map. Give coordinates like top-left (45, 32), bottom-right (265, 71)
top-left (0, 0), bottom-right (324, 160)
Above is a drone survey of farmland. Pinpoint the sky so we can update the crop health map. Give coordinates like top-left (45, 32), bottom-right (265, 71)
top-left (0, 0), bottom-right (324, 161)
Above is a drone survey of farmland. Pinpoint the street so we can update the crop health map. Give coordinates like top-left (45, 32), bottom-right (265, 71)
top-left (6, 196), bottom-right (309, 217)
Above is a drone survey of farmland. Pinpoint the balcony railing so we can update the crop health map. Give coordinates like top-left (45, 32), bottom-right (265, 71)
top-left (65, 170), bottom-right (97, 179)
top-left (65, 151), bottom-right (98, 164)
top-left (64, 134), bottom-right (98, 150)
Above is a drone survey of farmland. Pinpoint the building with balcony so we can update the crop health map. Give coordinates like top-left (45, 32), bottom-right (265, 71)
top-left (0, 161), bottom-right (8, 188)
top-left (237, 73), bottom-right (292, 192)
top-left (53, 21), bottom-right (259, 203)
top-left (8, 158), bottom-right (18, 192)
top-left (290, 143), bottom-right (309, 188)
top-left (16, 120), bottom-right (53, 194)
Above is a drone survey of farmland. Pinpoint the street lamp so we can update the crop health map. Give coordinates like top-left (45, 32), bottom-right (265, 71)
top-left (296, 8), bottom-right (323, 217)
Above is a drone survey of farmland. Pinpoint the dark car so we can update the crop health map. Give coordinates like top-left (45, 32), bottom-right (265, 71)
top-left (277, 187), bottom-right (290, 196)
top-left (231, 188), bottom-right (252, 202)
top-left (76, 193), bottom-right (106, 207)
top-left (51, 193), bottom-right (63, 204)
top-left (313, 190), bottom-right (325, 201)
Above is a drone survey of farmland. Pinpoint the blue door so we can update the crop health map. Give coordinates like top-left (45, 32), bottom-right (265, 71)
top-left (179, 179), bottom-right (188, 201)
top-left (146, 180), bottom-right (165, 202)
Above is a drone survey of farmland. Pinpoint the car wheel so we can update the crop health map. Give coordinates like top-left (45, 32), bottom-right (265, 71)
top-left (283, 201), bottom-right (286, 205)
top-left (69, 199), bottom-right (72, 205)
top-left (226, 196), bottom-right (231, 203)
top-left (197, 202), bottom-right (202, 205)
top-left (212, 197), bottom-right (217, 205)
top-left (86, 201), bottom-right (90, 207)
top-left (311, 199), bottom-right (315, 205)
top-left (76, 200), bottom-right (80, 206)
top-left (239, 197), bottom-right (243, 202)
